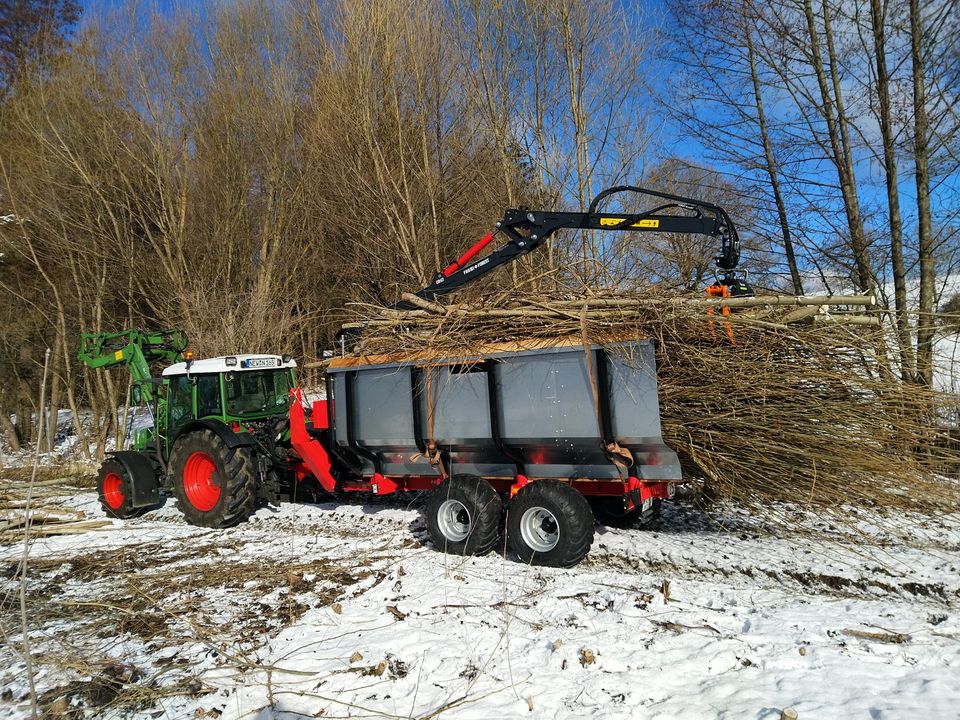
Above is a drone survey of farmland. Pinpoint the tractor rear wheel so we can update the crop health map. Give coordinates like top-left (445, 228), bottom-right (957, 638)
top-left (169, 429), bottom-right (259, 528)
top-left (97, 458), bottom-right (147, 520)
top-left (425, 474), bottom-right (502, 556)
top-left (508, 481), bottom-right (594, 567)
top-left (590, 496), bottom-right (662, 529)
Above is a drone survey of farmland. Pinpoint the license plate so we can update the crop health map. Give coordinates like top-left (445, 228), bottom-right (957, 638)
top-left (246, 357), bottom-right (277, 369)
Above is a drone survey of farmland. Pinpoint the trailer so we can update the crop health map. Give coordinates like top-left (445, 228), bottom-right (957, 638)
top-left (289, 339), bottom-right (680, 566)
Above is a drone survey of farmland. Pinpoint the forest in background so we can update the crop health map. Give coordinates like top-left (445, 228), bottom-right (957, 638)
top-left (0, 0), bottom-right (958, 459)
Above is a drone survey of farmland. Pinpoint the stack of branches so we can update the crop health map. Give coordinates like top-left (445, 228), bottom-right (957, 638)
top-left (340, 290), bottom-right (960, 516)
top-left (1, 479), bottom-right (112, 540)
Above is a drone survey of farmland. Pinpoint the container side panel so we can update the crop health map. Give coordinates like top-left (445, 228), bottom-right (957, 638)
top-left (421, 365), bottom-right (517, 477)
top-left (606, 341), bottom-right (682, 481)
top-left (333, 374), bottom-right (349, 446)
top-left (606, 342), bottom-right (664, 442)
top-left (353, 368), bottom-right (416, 446)
top-left (497, 352), bottom-right (600, 443)
top-left (430, 367), bottom-right (493, 443)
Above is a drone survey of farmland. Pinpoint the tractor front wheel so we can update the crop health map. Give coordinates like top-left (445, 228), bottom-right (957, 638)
top-left (508, 481), bottom-right (594, 567)
top-left (169, 429), bottom-right (258, 528)
top-left (425, 474), bottom-right (502, 556)
top-left (97, 458), bottom-right (146, 520)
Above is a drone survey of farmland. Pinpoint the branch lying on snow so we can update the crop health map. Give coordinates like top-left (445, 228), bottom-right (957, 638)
top-left (652, 620), bottom-right (722, 635)
top-left (843, 628), bottom-right (911, 644)
top-left (0, 519), bottom-right (114, 540)
top-left (1, 488), bottom-right (112, 539)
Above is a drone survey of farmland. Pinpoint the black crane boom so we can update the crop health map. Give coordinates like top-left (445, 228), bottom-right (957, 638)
top-left (402, 185), bottom-right (751, 308)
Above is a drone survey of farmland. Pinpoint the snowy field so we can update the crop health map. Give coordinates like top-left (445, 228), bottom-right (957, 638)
top-left (2, 486), bottom-right (959, 719)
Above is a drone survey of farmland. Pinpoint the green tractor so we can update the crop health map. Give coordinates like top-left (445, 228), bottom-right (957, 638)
top-left (79, 329), bottom-right (297, 527)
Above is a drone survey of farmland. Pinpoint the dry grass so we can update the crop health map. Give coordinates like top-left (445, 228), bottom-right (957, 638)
top-left (342, 290), bottom-right (960, 516)
top-left (1, 534), bottom-right (370, 716)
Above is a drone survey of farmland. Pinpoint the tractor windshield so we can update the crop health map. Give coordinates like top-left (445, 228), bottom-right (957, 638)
top-left (225, 370), bottom-right (292, 417)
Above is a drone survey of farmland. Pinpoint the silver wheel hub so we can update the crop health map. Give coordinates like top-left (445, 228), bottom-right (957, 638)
top-left (520, 506), bottom-right (560, 553)
top-left (437, 499), bottom-right (471, 542)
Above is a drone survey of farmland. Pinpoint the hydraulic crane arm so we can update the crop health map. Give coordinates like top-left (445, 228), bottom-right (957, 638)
top-left (78, 329), bottom-right (187, 403)
top-left (404, 185), bottom-right (749, 308)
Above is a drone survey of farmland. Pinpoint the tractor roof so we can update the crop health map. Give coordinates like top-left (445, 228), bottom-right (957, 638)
top-left (162, 354), bottom-right (297, 377)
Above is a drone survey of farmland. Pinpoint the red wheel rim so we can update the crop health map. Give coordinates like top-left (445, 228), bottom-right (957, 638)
top-left (183, 451), bottom-right (221, 511)
top-left (102, 472), bottom-right (124, 510)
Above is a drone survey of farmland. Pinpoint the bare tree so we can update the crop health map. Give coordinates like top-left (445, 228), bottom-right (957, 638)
top-left (665, 0), bottom-right (805, 295)
top-left (911, 0), bottom-right (936, 386)
top-left (868, 0), bottom-right (916, 382)
top-left (519, 0), bottom-right (657, 290)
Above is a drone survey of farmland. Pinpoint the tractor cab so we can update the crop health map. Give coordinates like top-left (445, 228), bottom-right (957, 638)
top-left (160, 355), bottom-right (298, 442)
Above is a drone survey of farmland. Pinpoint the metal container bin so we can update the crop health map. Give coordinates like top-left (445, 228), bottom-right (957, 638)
top-left (325, 340), bottom-right (681, 483)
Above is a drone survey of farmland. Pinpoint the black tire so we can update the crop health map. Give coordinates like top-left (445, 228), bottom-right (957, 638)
top-left (169, 429), bottom-right (259, 528)
top-left (425, 474), bottom-right (502, 556)
top-left (97, 458), bottom-right (147, 520)
top-left (590, 496), bottom-right (662, 529)
top-left (508, 481), bottom-right (594, 567)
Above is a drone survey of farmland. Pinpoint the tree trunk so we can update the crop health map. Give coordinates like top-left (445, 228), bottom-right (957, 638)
top-left (802, 0), bottom-right (873, 292)
top-left (910, 0), bottom-right (936, 386)
top-left (871, 0), bottom-right (916, 384)
top-left (0, 409), bottom-right (22, 452)
top-left (17, 382), bottom-right (34, 446)
top-left (46, 339), bottom-right (62, 453)
top-left (64, 385), bottom-right (89, 461)
top-left (744, 5), bottom-right (803, 295)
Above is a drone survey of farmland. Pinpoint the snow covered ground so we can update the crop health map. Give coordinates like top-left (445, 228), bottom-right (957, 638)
top-left (2, 487), bottom-right (958, 719)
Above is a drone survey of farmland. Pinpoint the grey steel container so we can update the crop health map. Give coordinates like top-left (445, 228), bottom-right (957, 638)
top-left (326, 340), bottom-right (681, 482)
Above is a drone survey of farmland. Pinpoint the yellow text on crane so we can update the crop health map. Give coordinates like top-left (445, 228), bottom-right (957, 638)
top-left (599, 217), bottom-right (660, 229)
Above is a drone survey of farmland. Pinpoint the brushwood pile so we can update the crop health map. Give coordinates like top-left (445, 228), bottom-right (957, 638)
top-left (341, 291), bottom-right (960, 518)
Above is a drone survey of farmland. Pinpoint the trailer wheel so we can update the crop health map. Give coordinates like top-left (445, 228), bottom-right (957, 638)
top-left (97, 458), bottom-right (146, 520)
top-left (169, 429), bottom-right (259, 528)
top-left (590, 497), bottom-right (662, 529)
top-left (508, 481), bottom-right (594, 567)
top-left (425, 475), bottom-right (502, 556)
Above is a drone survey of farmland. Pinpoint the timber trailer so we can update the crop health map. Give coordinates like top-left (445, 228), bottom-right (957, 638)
top-left (81, 186), bottom-right (750, 567)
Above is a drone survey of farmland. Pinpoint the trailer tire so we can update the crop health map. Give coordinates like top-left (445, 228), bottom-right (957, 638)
top-left (425, 475), bottom-right (502, 557)
top-left (590, 497), bottom-right (662, 529)
top-left (508, 481), bottom-right (594, 567)
top-left (97, 458), bottom-right (147, 520)
top-left (170, 429), bottom-right (259, 528)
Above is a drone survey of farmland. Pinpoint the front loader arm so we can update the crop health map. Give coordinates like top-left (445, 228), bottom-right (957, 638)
top-left (402, 185), bottom-right (746, 307)
top-left (78, 329), bottom-right (187, 402)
